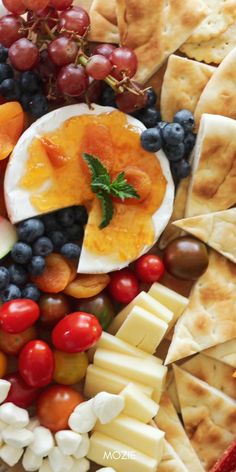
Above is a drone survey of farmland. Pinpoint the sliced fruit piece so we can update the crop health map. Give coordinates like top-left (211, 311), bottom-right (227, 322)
top-left (31, 253), bottom-right (71, 293)
top-left (0, 216), bottom-right (17, 259)
top-left (40, 137), bottom-right (69, 168)
top-left (0, 102), bottom-right (24, 161)
top-left (64, 273), bottom-right (110, 298)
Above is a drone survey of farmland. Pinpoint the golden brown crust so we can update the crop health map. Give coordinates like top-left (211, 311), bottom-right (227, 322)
top-left (88, 0), bottom-right (119, 43)
top-left (204, 339), bottom-right (236, 368)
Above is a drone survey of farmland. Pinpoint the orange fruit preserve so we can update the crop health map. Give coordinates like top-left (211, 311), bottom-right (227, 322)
top-left (20, 111), bottom-right (167, 261)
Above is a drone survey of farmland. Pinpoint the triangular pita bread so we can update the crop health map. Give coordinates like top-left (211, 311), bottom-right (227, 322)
top-left (74, 0), bottom-right (93, 10)
top-left (194, 47), bottom-right (236, 126)
top-left (174, 208), bottom-right (236, 264)
top-left (158, 440), bottom-right (188, 472)
top-left (160, 55), bottom-right (215, 122)
top-left (116, 0), bottom-right (208, 83)
top-left (185, 114), bottom-right (236, 217)
top-left (174, 365), bottom-right (236, 470)
top-left (165, 250), bottom-right (236, 364)
top-left (155, 393), bottom-right (204, 472)
top-left (88, 0), bottom-right (119, 43)
top-left (204, 339), bottom-right (236, 369)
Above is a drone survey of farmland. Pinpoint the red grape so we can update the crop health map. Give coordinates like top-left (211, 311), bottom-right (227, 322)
top-left (37, 49), bottom-right (58, 80)
top-left (86, 80), bottom-right (104, 103)
top-left (48, 36), bottom-right (78, 66)
top-left (86, 54), bottom-right (112, 80)
top-left (2, 0), bottom-right (26, 14)
top-left (50, 0), bottom-right (73, 9)
top-left (57, 64), bottom-right (89, 96)
top-left (93, 43), bottom-right (116, 59)
top-left (0, 15), bottom-right (24, 48)
top-left (115, 88), bottom-right (148, 113)
top-left (22, 0), bottom-right (50, 10)
top-left (59, 6), bottom-right (90, 36)
top-left (9, 38), bottom-right (39, 71)
top-left (27, 7), bottom-right (59, 32)
top-left (110, 47), bottom-right (138, 80)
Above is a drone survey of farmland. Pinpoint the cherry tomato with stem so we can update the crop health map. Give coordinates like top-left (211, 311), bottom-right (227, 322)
top-left (108, 269), bottom-right (139, 304)
top-left (0, 299), bottom-right (40, 334)
top-left (4, 372), bottom-right (40, 408)
top-left (19, 340), bottom-right (54, 387)
top-left (134, 254), bottom-right (165, 283)
top-left (52, 312), bottom-right (102, 353)
top-left (0, 326), bottom-right (37, 356)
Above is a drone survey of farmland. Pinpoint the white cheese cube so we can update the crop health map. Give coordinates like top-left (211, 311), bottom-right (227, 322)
top-left (92, 392), bottom-right (124, 424)
top-left (73, 433), bottom-right (90, 459)
top-left (148, 283), bottom-right (188, 329)
top-left (3, 426), bottom-right (34, 448)
top-left (121, 383), bottom-right (159, 423)
top-left (0, 380), bottom-right (11, 404)
top-left (48, 447), bottom-right (74, 472)
top-left (69, 400), bottom-right (97, 433)
top-left (89, 332), bottom-right (149, 359)
top-left (0, 444), bottom-right (24, 466)
top-left (23, 447), bottom-right (43, 471)
top-left (0, 403), bottom-right (29, 428)
top-left (55, 430), bottom-right (82, 455)
top-left (29, 426), bottom-right (54, 457)
top-left (70, 458), bottom-right (90, 472)
top-left (39, 458), bottom-right (53, 472)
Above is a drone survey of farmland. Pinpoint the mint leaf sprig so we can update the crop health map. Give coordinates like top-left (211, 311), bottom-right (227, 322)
top-left (83, 153), bottom-right (140, 228)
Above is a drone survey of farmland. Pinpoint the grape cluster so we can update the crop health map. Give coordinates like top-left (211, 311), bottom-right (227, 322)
top-left (0, 0), bottom-right (147, 114)
top-left (0, 205), bottom-right (87, 303)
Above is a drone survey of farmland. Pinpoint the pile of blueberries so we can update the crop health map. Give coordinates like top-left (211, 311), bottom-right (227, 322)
top-left (0, 43), bottom-right (48, 118)
top-left (0, 205), bottom-right (87, 303)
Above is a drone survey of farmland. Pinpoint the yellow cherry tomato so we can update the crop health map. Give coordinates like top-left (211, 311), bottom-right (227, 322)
top-left (53, 350), bottom-right (89, 385)
top-left (0, 351), bottom-right (7, 378)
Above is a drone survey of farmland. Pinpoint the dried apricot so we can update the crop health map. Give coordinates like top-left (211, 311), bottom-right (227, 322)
top-left (0, 102), bottom-right (24, 160)
top-left (32, 253), bottom-right (71, 293)
top-left (124, 166), bottom-right (152, 203)
top-left (64, 273), bottom-right (110, 299)
top-left (64, 258), bottom-right (78, 283)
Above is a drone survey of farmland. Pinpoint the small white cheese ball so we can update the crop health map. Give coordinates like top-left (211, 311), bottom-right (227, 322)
top-left (73, 433), bottom-right (90, 459)
top-left (27, 417), bottom-right (40, 432)
top-left (39, 458), bottom-right (53, 472)
top-left (97, 469), bottom-right (117, 472)
top-left (92, 392), bottom-right (125, 424)
top-left (70, 458), bottom-right (90, 472)
top-left (0, 403), bottom-right (29, 428)
top-left (55, 430), bottom-right (82, 455)
top-left (0, 380), bottom-right (11, 404)
top-left (29, 426), bottom-right (54, 457)
top-left (0, 444), bottom-right (24, 466)
top-left (3, 426), bottom-right (34, 448)
top-left (48, 447), bottom-right (74, 472)
top-left (69, 400), bottom-right (97, 433)
top-left (23, 447), bottom-right (43, 472)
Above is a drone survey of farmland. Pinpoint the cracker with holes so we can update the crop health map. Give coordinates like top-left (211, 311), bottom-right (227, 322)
top-left (88, 0), bottom-right (119, 43)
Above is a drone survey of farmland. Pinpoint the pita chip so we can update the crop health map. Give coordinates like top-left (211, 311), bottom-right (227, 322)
top-left (88, 0), bottom-right (119, 43)
top-left (158, 440), bottom-right (188, 472)
top-left (116, 0), bottom-right (208, 83)
top-left (194, 47), bottom-right (236, 127)
top-left (155, 393), bottom-right (204, 472)
top-left (173, 365), bottom-right (236, 470)
top-left (73, 0), bottom-right (93, 10)
top-left (204, 339), bottom-right (236, 369)
top-left (174, 209), bottom-right (236, 264)
top-left (160, 55), bottom-right (215, 122)
top-left (165, 250), bottom-right (236, 364)
top-left (185, 114), bottom-right (236, 217)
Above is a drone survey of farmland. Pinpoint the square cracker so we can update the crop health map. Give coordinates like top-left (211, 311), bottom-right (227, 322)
top-left (116, 0), bottom-right (208, 83)
top-left (88, 0), bottom-right (119, 43)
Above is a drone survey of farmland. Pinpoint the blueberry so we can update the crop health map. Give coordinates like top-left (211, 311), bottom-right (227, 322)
top-left (17, 218), bottom-right (45, 243)
top-left (138, 107), bottom-right (161, 128)
top-left (0, 63), bottom-right (13, 83)
top-left (74, 206), bottom-right (88, 225)
top-left (101, 86), bottom-right (116, 107)
top-left (19, 71), bottom-right (42, 93)
top-left (28, 256), bottom-right (46, 276)
top-left (33, 237), bottom-right (53, 257)
top-left (0, 45), bottom-right (8, 63)
top-left (57, 207), bottom-right (75, 227)
top-left (28, 94), bottom-right (49, 118)
top-left (20, 93), bottom-right (34, 113)
top-left (184, 132), bottom-right (196, 157)
top-left (1, 284), bottom-right (21, 303)
top-left (0, 267), bottom-right (10, 290)
top-left (11, 242), bottom-right (33, 265)
top-left (146, 88), bottom-right (157, 107)
top-left (48, 230), bottom-right (67, 249)
top-left (164, 142), bottom-right (185, 162)
top-left (157, 121), bottom-right (168, 132)
top-left (162, 123), bottom-right (185, 145)
top-left (9, 264), bottom-right (28, 286)
top-left (0, 78), bottom-right (20, 100)
top-left (41, 213), bottom-right (59, 232)
top-left (171, 159), bottom-right (191, 179)
top-left (141, 128), bottom-right (163, 153)
top-left (173, 109), bottom-right (195, 133)
top-left (21, 284), bottom-right (40, 302)
top-left (60, 243), bottom-right (81, 260)
top-left (65, 224), bottom-right (84, 241)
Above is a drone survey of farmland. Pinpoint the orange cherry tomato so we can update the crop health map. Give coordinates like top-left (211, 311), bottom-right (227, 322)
top-left (0, 326), bottom-right (37, 356)
top-left (53, 350), bottom-right (88, 385)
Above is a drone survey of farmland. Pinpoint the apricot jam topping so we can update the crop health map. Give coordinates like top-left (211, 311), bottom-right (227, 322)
top-left (20, 111), bottom-right (167, 260)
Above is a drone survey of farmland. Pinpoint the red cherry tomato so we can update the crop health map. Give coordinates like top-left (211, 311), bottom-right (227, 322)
top-left (108, 269), bottom-right (139, 304)
top-left (134, 254), bottom-right (165, 283)
top-left (19, 340), bottom-right (54, 388)
top-left (52, 312), bottom-right (102, 353)
top-left (37, 385), bottom-right (84, 432)
top-left (4, 372), bottom-right (40, 408)
top-left (0, 326), bottom-right (37, 356)
top-left (0, 299), bottom-right (40, 334)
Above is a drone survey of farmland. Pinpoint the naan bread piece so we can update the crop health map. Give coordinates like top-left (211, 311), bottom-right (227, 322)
top-left (204, 339), bottom-right (236, 369)
top-left (158, 440), bottom-right (188, 472)
top-left (116, 0), bottom-right (208, 83)
top-left (174, 365), bottom-right (236, 471)
top-left (185, 114), bottom-right (236, 217)
top-left (165, 250), bottom-right (236, 364)
top-left (160, 55), bottom-right (215, 122)
top-left (186, 0), bottom-right (236, 43)
top-left (194, 47), bottom-right (236, 126)
top-left (180, 20), bottom-right (236, 65)
top-left (155, 393), bottom-right (204, 472)
top-left (174, 209), bottom-right (236, 264)
top-left (88, 0), bottom-right (119, 43)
